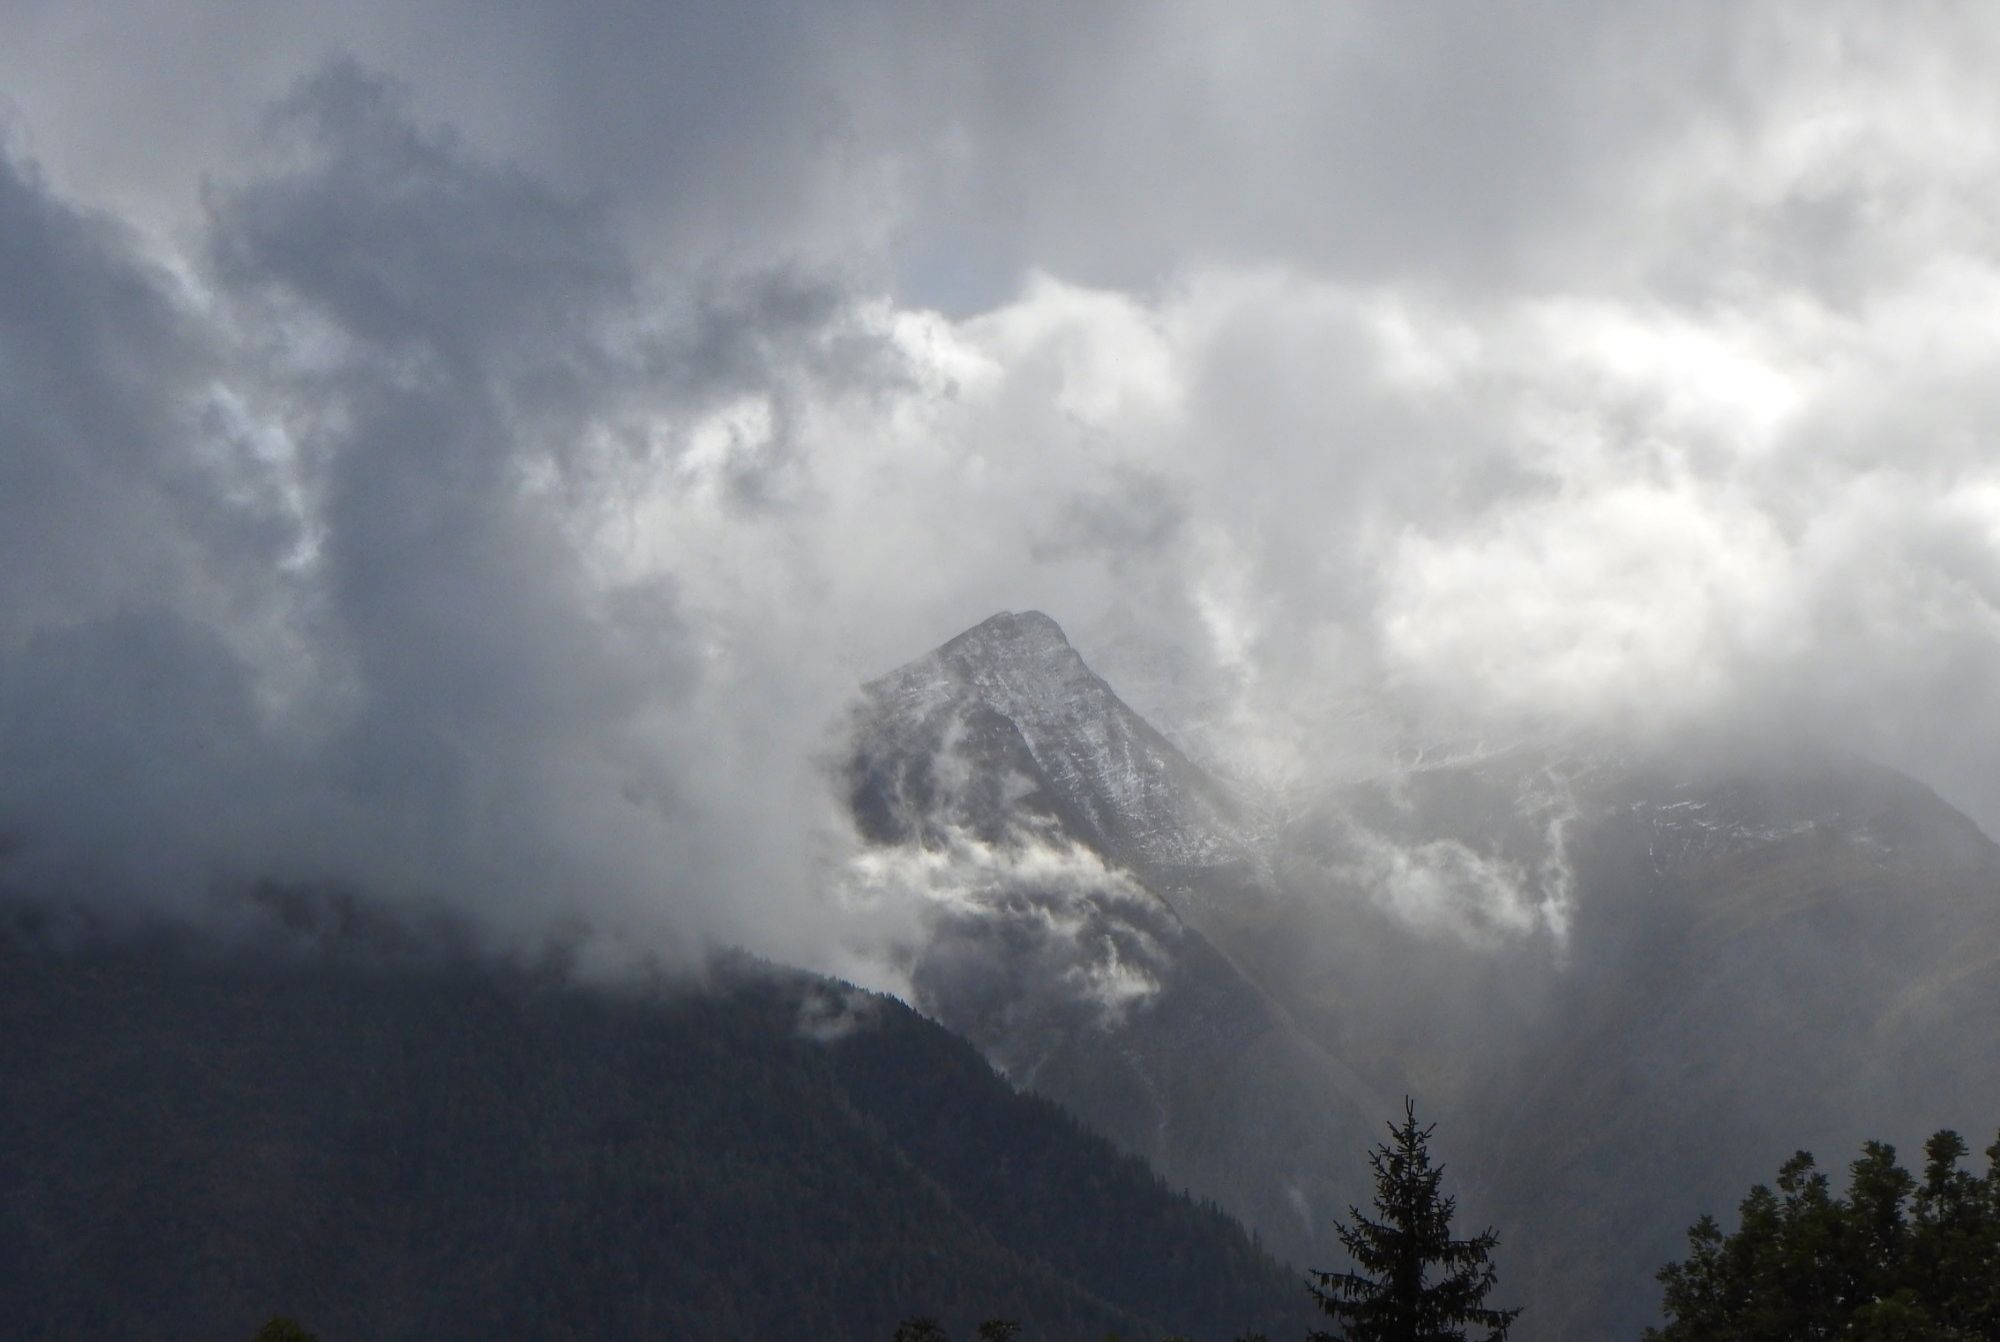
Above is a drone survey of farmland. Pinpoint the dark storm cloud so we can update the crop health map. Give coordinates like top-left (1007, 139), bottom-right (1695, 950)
top-left (205, 65), bottom-right (679, 911)
top-left (214, 62), bottom-right (630, 362)
top-left (0, 63), bottom-right (907, 964)
top-left (0, 144), bottom-right (265, 643)
top-left (0, 137), bottom-right (298, 906)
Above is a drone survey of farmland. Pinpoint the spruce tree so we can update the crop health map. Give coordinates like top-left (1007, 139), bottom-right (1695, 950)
top-left (1309, 1098), bottom-right (1520, 1342)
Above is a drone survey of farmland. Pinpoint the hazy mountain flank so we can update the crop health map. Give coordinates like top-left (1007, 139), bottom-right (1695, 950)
top-left (844, 611), bottom-right (2000, 1341)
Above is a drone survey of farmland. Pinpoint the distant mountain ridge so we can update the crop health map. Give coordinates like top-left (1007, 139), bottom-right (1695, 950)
top-left (844, 611), bottom-right (2000, 1341)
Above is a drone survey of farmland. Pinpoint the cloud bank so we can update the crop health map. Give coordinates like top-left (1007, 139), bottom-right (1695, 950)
top-left (4, 3), bottom-right (2000, 967)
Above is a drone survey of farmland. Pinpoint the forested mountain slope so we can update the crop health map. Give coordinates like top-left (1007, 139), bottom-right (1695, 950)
top-left (0, 912), bottom-right (1312, 1342)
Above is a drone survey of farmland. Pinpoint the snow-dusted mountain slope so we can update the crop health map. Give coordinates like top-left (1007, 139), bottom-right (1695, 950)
top-left (850, 610), bottom-right (1254, 880)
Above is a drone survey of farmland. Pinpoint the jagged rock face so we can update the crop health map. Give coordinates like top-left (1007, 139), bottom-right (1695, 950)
top-left (844, 612), bottom-right (2000, 1342)
top-left (849, 611), bottom-right (1251, 879)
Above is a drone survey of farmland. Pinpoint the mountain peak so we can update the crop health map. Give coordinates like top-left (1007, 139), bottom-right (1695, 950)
top-left (891, 609), bottom-right (1103, 716)
top-left (855, 608), bottom-right (1251, 875)
top-left (940, 609), bottom-right (1073, 659)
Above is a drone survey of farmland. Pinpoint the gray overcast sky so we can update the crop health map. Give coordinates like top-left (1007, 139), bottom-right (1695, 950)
top-left (4, 2), bottom-right (2000, 967)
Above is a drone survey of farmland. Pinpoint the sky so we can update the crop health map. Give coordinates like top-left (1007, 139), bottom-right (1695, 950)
top-left (4, 1), bottom-right (2000, 971)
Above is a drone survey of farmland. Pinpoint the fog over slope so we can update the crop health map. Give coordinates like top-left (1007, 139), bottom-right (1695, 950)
top-left (4, 3), bottom-right (2000, 985)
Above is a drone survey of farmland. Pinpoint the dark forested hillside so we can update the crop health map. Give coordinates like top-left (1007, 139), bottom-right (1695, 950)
top-left (0, 912), bottom-right (1312, 1342)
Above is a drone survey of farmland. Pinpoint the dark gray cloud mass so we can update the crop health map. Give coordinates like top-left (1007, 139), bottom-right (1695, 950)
top-left (3, 2), bottom-right (2000, 970)
top-left (0, 61), bottom-right (899, 967)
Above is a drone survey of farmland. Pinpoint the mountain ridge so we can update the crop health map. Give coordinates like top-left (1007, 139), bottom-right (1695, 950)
top-left (844, 610), bottom-right (2000, 1341)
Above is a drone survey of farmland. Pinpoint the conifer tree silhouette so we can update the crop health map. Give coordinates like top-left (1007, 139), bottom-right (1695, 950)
top-left (1309, 1098), bottom-right (1520, 1342)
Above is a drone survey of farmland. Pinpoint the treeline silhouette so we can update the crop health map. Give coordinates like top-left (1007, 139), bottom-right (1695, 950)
top-left (1646, 1130), bottom-right (2000, 1339)
top-left (876, 1119), bottom-right (2000, 1341)
top-left (239, 1117), bottom-right (2000, 1339)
